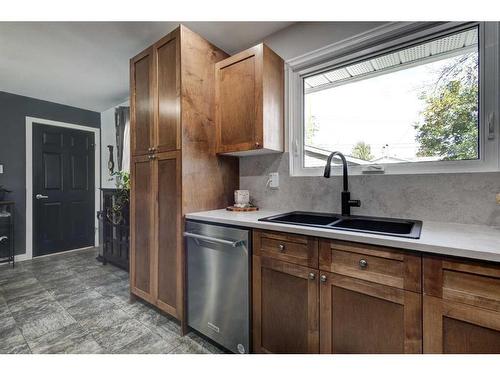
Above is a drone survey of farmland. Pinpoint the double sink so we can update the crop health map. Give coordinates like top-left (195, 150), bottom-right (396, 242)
top-left (259, 211), bottom-right (422, 239)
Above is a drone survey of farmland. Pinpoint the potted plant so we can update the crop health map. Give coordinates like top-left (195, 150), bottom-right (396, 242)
top-left (106, 171), bottom-right (130, 225)
top-left (0, 185), bottom-right (12, 202)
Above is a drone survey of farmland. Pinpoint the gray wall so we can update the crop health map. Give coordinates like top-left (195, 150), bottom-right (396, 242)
top-left (240, 153), bottom-right (500, 226)
top-left (239, 22), bottom-right (500, 227)
top-left (264, 21), bottom-right (387, 61)
top-left (0, 91), bottom-right (100, 255)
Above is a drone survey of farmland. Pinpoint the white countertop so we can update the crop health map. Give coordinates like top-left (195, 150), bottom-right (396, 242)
top-left (186, 209), bottom-right (500, 263)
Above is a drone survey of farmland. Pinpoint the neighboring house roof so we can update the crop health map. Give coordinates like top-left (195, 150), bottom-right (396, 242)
top-left (305, 145), bottom-right (372, 166)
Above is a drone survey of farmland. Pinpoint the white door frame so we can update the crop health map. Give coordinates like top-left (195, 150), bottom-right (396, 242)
top-left (23, 116), bottom-right (101, 261)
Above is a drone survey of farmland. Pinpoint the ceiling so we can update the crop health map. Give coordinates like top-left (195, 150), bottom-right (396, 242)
top-left (0, 22), bottom-right (293, 112)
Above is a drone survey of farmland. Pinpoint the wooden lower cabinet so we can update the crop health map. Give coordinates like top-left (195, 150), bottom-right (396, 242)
top-left (252, 256), bottom-right (319, 353)
top-left (130, 155), bottom-right (155, 304)
top-left (423, 295), bottom-right (500, 353)
top-left (319, 272), bottom-right (422, 353)
top-left (155, 152), bottom-right (182, 317)
top-left (423, 256), bottom-right (500, 353)
top-left (130, 151), bottom-right (182, 318)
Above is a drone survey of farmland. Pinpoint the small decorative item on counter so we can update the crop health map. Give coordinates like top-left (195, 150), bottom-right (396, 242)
top-left (227, 190), bottom-right (258, 211)
top-left (234, 190), bottom-right (250, 207)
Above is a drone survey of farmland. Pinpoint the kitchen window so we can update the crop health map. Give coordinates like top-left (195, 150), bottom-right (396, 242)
top-left (288, 22), bottom-right (500, 176)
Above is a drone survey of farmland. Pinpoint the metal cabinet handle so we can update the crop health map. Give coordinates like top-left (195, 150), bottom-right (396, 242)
top-left (359, 259), bottom-right (368, 269)
top-left (148, 147), bottom-right (152, 152)
top-left (36, 194), bottom-right (49, 199)
top-left (184, 232), bottom-right (244, 248)
top-left (308, 272), bottom-right (316, 280)
top-left (278, 244), bottom-right (285, 252)
top-left (0, 236), bottom-right (8, 243)
top-left (320, 275), bottom-right (327, 283)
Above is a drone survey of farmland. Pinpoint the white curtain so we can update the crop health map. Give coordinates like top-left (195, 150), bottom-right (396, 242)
top-left (122, 116), bottom-right (130, 173)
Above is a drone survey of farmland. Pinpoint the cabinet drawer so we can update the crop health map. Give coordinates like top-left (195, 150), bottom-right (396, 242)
top-left (424, 256), bottom-right (500, 313)
top-left (319, 240), bottom-right (421, 292)
top-left (253, 230), bottom-right (318, 268)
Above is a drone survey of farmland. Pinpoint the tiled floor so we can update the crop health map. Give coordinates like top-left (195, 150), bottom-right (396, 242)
top-left (0, 248), bottom-right (222, 354)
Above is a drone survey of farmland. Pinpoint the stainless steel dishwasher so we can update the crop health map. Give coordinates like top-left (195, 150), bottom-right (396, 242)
top-left (185, 220), bottom-right (250, 354)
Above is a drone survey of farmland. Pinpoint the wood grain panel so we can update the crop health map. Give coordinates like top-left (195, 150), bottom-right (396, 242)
top-left (156, 151), bottom-right (181, 318)
top-left (179, 25), bottom-right (238, 216)
top-left (155, 34), bottom-right (180, 152)
top-left (253, 256), bottom-right (319, 353)
top-left (219, 55), bottom-right (256, 149)
top-left (423, 295), bottom-right (500, 353)
top-left (262, 44), bottom-right (284, 152)
top-left (320, 239), bottom-right (421, 292)
top-left (253, 229), bottom-right (318, 268)
top-left (130, 155), bottom-right (154, 302)
top-left (424, 255), bottom-right (500, 312)
top-left (320, 272), bottom-right (422, 354)
top-left (130, 49), bottom-right (153, 156)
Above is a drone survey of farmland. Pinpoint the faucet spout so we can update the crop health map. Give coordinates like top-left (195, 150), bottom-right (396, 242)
top-left (323, 151), bottom-right (361, 216)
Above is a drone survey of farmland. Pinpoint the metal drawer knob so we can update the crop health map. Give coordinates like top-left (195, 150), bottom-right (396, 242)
top-left (320, 275), bottom-right (327, 283)
top-left (308, 272), bottom-right (316, 280)
top-left (359, 259), bottom-right (368, 269)
top-left (278, 244), bottom-right (285, 252)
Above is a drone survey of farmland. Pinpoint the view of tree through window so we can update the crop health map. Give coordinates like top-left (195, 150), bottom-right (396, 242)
top-left (303, 27), bottom-right (479, 168)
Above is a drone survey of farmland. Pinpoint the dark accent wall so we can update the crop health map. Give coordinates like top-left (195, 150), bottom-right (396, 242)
top-left (0, 91), bottom-right (100, 255)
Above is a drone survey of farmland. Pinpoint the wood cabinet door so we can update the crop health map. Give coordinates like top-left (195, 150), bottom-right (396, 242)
top-left (320, 272), bottom-right (422, 353)
top-left (131, 47), bottom-right (154, 156)
top-left (215, 45), bottom-right (263, 154)
top-left (153, 33), bottom-right (180, 153)
top-left (253, 256), bottom-right (319, 353)
top-left (155, 151), bottom-right (182, 319)
top-left (423, 256), bottom-right (500, 353)
top-left (130, 155), bottom-right (155, 303)
top-left (423, 295), bottom-right (500, 353)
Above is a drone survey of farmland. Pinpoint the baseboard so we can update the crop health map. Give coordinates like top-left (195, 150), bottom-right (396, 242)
top-left (12, 246), bottom-right (97, 263)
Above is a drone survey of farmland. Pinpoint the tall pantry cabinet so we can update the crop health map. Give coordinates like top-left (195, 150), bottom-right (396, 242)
top-left (129, 25), bottom-right (239, 323)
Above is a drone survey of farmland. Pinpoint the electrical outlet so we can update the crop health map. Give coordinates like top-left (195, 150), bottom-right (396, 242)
top-left (268, 172), bottom-right (279, 189)
top-left (496, 193), bottom-right (500, 205)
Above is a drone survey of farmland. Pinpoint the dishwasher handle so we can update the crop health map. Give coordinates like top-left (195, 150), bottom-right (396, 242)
top-left (184, 232), bottom-right (245, 248)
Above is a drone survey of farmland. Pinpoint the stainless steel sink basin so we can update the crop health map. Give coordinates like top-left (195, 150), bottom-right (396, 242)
top-left (259, 211), bottom-right (422, 239)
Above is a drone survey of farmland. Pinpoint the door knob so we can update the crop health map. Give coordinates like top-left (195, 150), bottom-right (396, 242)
top-left (359, 259), bottom-right (368, 269)
top-left (36, 194), bottom-right (49, 199)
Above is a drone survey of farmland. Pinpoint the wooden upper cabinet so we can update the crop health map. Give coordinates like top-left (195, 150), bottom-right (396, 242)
top-left (131, 32), bottom-right (181, 157)
top-left (320, 272), bottom-right (422, 354)
top-left (215, 43), bottom-right (284, 155)
top-left (130, 48), bottom-right (154, 156)
top-left (154, 33), bottom-right (181, 153)
top-left (253, 256), bottom-right (319, 354)
top-left (423, 256), bottom-right (500, 353)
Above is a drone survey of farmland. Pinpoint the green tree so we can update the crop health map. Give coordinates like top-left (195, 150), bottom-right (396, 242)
top-left (414, 53), bottom-right (479, 160)
top-left (351, 142), bottom-right (373, 161)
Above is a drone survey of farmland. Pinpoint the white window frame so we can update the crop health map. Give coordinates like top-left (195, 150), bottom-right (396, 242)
top-left (287, 22), bottom-right (500, 177)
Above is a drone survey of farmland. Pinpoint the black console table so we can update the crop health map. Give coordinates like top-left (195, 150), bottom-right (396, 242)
top-left (0, 201), bottom-right (15, 268)
top-left (98, 189), bottom-right (129, 271)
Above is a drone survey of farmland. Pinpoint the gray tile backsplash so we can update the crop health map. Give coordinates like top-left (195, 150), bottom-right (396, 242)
top-left (240, 152), bottom-right (500, 226)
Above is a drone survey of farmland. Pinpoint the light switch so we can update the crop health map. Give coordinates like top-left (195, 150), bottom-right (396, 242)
top-left (0, 164), bottom-right (3, 174)
top-left (496, 193), bottom-right (500, 205)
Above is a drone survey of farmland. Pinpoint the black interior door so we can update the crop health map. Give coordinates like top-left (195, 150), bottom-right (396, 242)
top-left (33, 124), bottom-right (95, 256)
